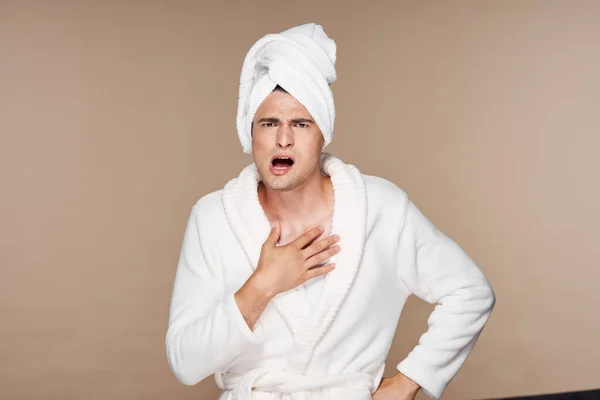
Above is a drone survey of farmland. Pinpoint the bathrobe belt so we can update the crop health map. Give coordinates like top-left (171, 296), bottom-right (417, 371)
top-left (220, 368), bottom-right (377, 399)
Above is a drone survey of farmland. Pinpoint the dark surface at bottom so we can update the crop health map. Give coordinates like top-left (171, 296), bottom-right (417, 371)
top-left (488, 388), bottom-right (600, 400)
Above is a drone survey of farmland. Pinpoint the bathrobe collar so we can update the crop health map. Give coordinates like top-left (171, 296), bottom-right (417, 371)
top-left (221, 152), bottom-right (367, 349)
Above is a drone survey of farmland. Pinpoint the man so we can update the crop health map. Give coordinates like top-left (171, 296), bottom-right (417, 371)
top-left (166, 23), bottom-right (495, 400)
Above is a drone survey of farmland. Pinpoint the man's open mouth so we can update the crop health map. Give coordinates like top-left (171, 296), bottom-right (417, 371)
top-left (270, 155), bottom-right (295, 174)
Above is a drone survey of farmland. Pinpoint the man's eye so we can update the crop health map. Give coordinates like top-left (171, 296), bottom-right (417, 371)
top-left (298, 123), bottom-right (308, 128)
top-left (263, 123), bottom-right (274, 127)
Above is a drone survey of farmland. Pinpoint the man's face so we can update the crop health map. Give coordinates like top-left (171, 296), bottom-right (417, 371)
top-left (252, 90), bottom-right (324, 192)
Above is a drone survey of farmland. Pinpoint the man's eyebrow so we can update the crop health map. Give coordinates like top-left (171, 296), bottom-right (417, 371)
top-left (289, 118), bottom-right (315, 124)
top-left (256, 117), bottom-right (281, 124)
top-left (255, 117), bottom-right (315, 124)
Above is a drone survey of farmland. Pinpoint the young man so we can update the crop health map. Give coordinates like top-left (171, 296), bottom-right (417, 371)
top-left (166, 23), bottom-right (495, 400)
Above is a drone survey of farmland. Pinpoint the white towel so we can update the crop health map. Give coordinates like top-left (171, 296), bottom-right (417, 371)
top-left (236, 23), bottom-right (337, 154)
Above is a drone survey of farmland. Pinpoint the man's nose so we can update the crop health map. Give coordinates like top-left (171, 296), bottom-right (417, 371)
top-left (276, 123), bottom-right (294, 148)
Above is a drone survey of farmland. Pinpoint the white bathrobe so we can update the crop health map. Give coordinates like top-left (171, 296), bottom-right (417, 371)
top-left (165, 153), bottom-right (496, 399)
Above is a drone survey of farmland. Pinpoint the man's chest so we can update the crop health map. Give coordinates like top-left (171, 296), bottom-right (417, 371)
top-left (275, 213), bottom-right (334, 247)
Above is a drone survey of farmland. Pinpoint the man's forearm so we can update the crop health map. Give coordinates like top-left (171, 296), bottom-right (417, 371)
top-left (392, 372), bottom-right (421, 396)
top-left (234, 274), bottom-right (274, 331)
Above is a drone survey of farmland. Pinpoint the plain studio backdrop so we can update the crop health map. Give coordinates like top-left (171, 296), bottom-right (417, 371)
top-left (1, 1), bottom-right (599, 399)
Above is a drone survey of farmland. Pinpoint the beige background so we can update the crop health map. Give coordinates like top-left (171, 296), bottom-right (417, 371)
top-left (1, 1), bottom-right (599, 399)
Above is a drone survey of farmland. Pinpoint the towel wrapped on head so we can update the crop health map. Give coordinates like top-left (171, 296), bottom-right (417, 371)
top-left (236, 23), bottom-right (337, 154)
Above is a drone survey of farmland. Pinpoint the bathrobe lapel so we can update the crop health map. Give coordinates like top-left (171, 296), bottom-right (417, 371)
top-left (221, 152), bottom-right (367, 352)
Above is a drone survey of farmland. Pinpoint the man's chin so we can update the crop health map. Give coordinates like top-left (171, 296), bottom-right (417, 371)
top-left (262, 177), bottom-right (299, 192)
top-left (265, 182), bottom-right (293, 192)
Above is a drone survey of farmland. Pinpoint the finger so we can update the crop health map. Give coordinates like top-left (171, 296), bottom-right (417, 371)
top-left (305, 263), bottom-right (336, 281)
top-left (265, 221), bottom-right (281, 246)
top-left (305, 244), bottom-right (340, 267)
top-left (291, 225), bottom-right (323, 249)
top-left (302, 234), bottom-right (340, 259)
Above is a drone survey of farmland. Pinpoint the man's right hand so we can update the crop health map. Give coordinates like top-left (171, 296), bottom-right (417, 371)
top-left (235, 221), bottom-right (340, 331)
top-left (252, 221), bottom-right (341, 298)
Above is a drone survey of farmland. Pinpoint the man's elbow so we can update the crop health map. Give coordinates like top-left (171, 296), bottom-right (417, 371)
top-left (479, 280), bottom-right (496, 315)
top-left (166, 350), bottom-right (210, 386)
top-left (165, 332), bottom-right (209, 387)
top-left (463, 278), bottom-right (496, 316)
top-left (174, 371), bottom-right (203, 387)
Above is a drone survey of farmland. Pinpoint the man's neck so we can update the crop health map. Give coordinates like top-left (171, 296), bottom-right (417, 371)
top-left (258, 173), bottom-right (333, 225)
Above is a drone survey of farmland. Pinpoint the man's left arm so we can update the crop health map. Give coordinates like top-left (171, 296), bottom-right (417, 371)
top-left (393, 198), bottom-right (496, 399)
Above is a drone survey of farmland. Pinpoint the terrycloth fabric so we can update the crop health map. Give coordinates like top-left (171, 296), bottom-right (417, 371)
top-left (236, 23), bottom-right (337, 154)
top-left (219, 368), bottom-right (376, 400)
top-left (165, 153), bottom-right (496, 399)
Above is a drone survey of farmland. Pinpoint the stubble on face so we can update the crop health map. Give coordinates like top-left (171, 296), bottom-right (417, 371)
top-left (261, 160), bottom-right (320, 192)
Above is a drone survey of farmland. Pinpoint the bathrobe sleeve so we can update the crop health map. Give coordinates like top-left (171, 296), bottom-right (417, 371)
top-left (396, 199), bottom-right (496, 399)
top-left (165, 204), bottom-right (266, 386)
